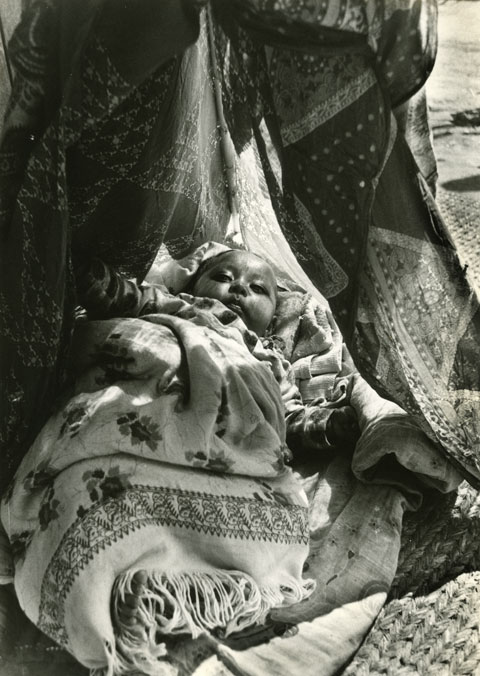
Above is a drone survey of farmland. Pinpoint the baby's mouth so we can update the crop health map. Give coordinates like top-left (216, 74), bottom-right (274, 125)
top-left (226, 302), bottom-right (244, 318)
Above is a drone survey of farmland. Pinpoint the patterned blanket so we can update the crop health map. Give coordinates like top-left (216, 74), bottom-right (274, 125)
top-left (0, 303), bottom-right (314, 675)
top-left (1, 2), bottom-right (477, 672)
top-left (1, 253), bottom-right (463, 675)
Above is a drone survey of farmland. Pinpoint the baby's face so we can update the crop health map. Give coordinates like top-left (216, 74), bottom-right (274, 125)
top-left (192, 251), bottom-right (277, 335)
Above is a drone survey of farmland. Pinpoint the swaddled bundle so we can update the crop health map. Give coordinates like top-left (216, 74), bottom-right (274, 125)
top-left (2, 241), bottom-right (461, 676)
top-left (1, 294), bottom-right (314, 675)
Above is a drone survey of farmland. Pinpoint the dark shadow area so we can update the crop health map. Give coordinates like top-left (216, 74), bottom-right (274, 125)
top-left (441, 174), bottom-right (480, 192)
top-left (0, 590), bottom-right (88, 676)
top-left (451, 108), bottom-right (480, 127)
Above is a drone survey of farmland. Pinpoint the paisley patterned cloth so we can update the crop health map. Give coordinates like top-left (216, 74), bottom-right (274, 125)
top-left (212, 0), bottom-right (480, 486)
top-left (0, 0), bottom-right (228, 491)
top-left (1, 1), bottom-right (479, 491)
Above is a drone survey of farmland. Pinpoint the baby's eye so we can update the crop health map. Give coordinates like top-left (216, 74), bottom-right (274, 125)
top-left (251, 284), bottom-right (267, 295)
top-left (212, 272), bottom-right (231, 283)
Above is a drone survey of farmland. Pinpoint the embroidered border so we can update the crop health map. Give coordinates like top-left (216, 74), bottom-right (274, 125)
top-left (38, 484), bottom-right (309, 646)
top-left (361, 246), bottom-right (479, 475)
top-left (282, 70), bottom-right (377, 146)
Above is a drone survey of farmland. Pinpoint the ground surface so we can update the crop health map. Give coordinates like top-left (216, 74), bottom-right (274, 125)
top-left (428, 0), bottom-right (480, 196)
top-left (427, 0), bottom-right (480, 288)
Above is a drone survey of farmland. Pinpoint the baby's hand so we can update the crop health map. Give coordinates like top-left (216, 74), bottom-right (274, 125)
top-left (326, 406), bottom-right (360, 449)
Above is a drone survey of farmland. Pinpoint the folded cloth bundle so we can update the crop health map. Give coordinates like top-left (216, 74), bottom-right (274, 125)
top-left (1, 302), bottom-right (314, 675)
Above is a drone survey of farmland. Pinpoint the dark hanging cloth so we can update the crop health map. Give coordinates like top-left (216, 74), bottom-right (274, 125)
top-left (0, 0), bottom-right (212, 492)
top-left (210, 0), bottom-right (480, 484)
top-left (1, 0), bottom-right (479, 492)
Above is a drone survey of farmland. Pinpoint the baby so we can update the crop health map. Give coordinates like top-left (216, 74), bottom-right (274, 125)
top-left (75, 247), bottom-right (359, 454)
top-left (187, 249), bottom-right (360, 456)
top-left (116, 248), bottom-right (360, 635)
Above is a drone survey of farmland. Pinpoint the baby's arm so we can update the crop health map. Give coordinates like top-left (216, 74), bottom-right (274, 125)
top-left (74, 257), bottom-right (174, 318)
top-left (278, 359), bottom-right (360, 458)
top-left (286, 403), bottom-right (360, 456)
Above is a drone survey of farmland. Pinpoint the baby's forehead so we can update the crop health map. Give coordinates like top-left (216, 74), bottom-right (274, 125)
top-left (212, 251), bottom-right (274, 279)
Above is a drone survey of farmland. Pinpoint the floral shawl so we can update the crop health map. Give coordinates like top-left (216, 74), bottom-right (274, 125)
top-left (1, 297), bottom-right (313, 674)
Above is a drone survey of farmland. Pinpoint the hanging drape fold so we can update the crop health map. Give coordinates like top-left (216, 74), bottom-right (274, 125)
top-left (1, 0), bottom-right (479, 492)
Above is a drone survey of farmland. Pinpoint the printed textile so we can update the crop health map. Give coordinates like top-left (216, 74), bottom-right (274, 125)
top-left (1, 1), bottom-right (479, 492)
top-left (0, 296), bottom-right (313, 675)
top-left (0, 0), bottom-right (230, 490)
top-left (211, 0), bottom-right (480, 484)
top-left (0, 252), bottom-right (461, 675)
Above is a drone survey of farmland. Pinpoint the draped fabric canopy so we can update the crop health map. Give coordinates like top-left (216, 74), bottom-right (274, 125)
top-left (0, 0), bottom-right (479, 490)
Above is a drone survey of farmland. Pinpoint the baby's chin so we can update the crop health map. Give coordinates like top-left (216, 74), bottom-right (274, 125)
top-left (225, 305), bottom-right (259, 334)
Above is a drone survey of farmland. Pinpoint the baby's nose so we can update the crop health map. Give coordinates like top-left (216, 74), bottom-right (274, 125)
top-left (229, 280), bottom-right (248, 296)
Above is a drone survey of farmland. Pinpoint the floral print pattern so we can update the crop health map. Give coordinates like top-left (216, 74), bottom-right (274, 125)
top-left (59, 405), bottom-right (89, 439)
top-left (23, 462), bottom-right (57, 491)
top-left (117, 413), bottom-right (163, 451)
top-left (185, 449), bottom-right (234, 474)
top-left (39, 486), bottom-right (60, 531)
top-left (82, 466), bottom-right (133, 503)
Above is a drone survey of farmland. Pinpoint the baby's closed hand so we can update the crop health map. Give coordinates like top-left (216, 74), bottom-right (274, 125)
top-left (326, 406), bottom-right (360, 449)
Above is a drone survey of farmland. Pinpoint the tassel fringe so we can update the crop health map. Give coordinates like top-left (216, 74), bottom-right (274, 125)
top-left (104, 568), bottom-right (314, 675)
